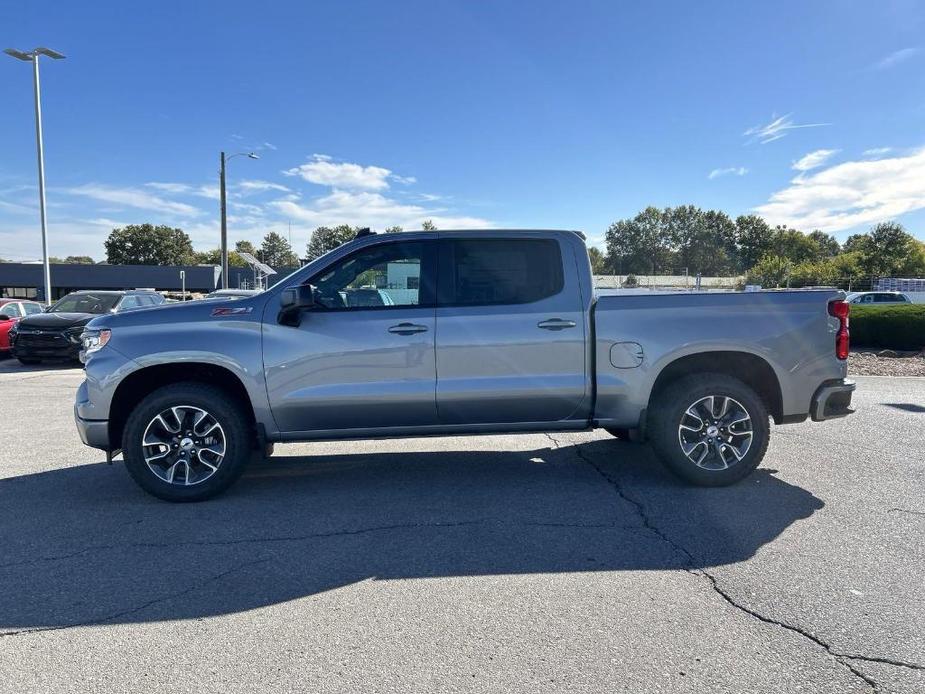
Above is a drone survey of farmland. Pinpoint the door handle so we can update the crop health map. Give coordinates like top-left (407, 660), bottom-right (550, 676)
top-left (537, 318), bottom-right (577, 331)
top-left (388, 322), bottom-right (428, 335)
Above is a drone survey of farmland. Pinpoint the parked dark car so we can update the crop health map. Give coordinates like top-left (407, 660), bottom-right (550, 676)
top-left (0, 299), bottom-right (44, 356)
top-left (10, 289), bottom-right (163, 364)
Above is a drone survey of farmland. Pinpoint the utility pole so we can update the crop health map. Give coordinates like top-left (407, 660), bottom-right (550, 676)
top-left (218, 150), bottom-right (258, 289)
top-left (219, 151), bottom-right (228, 289)
top-left (4, 46), bottom-right (65, 304)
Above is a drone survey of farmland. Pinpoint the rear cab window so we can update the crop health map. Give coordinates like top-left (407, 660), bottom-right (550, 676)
top-left (437, 238), bottom-right (564, 306)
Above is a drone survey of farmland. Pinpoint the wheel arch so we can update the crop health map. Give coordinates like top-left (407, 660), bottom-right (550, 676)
top-left (648, 350), bottom-right (784, 423)
top-left (108, 362), bottom-right (257, 450)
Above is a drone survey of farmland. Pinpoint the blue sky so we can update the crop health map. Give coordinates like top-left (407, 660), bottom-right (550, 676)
top-left (2, 0), bottom-right (924, 262)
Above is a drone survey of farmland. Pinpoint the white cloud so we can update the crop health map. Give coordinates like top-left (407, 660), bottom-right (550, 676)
top-left (707, 166), bottom-right (748, 180)
top-left (873, 47), bottom-right (919, 70)
top-left (792, 149), bottom-right (839, 172)
top-left (0, 199), bottom-right (35, 215)
top-left (863, 147), bottom-right (892, 158)
top-left (0, 157), bottom-right (493, 259)
top-left (229, 201), bottom-right (265, 215)
top-left (65, 184), bottom-right (202, 217)
top-left (146, 182), bottom-right (219, 200)
top-left (283, 154), bottom-right (415, 192)
top-left (284, 154), bottom-right (392, 191)
top-left (270, 189), bottom-right (492, 231)
top-left (755, 147), bottom-right (925, 232)
top-left (744, 114), bottom-right (829, 144)
top-left (238, 179), bottom-right (291, 193)
top-left (263, 142), bottom-right (278, 151)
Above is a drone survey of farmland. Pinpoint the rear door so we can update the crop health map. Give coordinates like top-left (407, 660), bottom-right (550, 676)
top-left (435, 235), bottom-right (588, 424)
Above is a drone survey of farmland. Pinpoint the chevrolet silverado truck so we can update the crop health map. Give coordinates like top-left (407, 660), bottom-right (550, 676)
top-left (74, 229), bottom-right (855, 502)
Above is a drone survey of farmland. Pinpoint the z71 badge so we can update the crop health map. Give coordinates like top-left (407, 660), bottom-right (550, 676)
top-left (210, 306), bottom-right (253, 316)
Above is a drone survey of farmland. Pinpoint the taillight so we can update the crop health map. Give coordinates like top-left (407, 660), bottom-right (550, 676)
top-left (828, 300), bottom-right (849, 360)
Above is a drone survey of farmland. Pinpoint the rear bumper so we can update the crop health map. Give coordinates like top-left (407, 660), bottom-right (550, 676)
top-left (75, 405), bottom-right (111, 450)
top-left (810, 378), bottom-right (856, 422)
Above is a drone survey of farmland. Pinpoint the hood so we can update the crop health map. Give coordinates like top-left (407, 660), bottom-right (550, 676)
top-left (17, 312), bottom-right (98, 330)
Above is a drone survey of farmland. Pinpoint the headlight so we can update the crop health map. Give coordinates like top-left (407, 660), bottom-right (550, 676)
top-left (65, 326), bottom-right (85, 344)
top-left (81, 328), bottom-right (111, 355)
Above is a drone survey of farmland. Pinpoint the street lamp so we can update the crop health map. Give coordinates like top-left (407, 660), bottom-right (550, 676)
top-left (4, 46), bottom-right (65, 304)
top-left (219, 151), bottom-right (259, 288)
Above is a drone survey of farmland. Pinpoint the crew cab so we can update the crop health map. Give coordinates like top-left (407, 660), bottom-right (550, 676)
top-left (74, 229), bottom-right (855, 501)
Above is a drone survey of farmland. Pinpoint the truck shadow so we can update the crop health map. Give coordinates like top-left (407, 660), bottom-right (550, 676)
top-left (0, 438), bottom-right (822, 632)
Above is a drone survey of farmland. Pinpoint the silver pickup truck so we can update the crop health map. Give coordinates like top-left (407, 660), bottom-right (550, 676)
top-left (75, 229), bottom-right (855, 501)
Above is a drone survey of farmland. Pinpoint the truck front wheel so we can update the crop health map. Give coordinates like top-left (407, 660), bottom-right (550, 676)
top-left (122, 382), bottom-right (252, 502)
top-left (648, 373), bottom-right (770, 486)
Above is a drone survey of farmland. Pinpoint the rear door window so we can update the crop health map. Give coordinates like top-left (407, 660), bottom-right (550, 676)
top-left (438, 239), bottom-right (564, 307)
top-left (118, 296), bottom-right (142, 311)
top-left (1, 303), bottom-right (22, 318)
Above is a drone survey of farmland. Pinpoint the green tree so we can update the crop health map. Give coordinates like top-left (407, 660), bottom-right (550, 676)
top-left (807, 231), bottom-right (840, 259)
top-left (50, 255), bottom-right (95, 264)
top-left (421, 219), bottom-right (437, 231)
top-left (306, 225), bottom-right (357, 261)
top-left (384, 225), bottom-right (403, 234)
top-left (842, 234), bottom-right (870, 254)
top-left (734, 215), bottom-right (774, 272)
top-left (192, 248), bottom-right (247, 267)
top-left (587, 246), bottom-right (608, 274)
top-left (260, 231), bottom-right (299, 267)
top-left (234, 240), bottom-right (258, 256)
top-left (666, 206), bottom-right (736, 275)
top-left (859, 222), bottom-right (925, 277)
top-left (104, 224), bottom-right (195, 265)
top-left (605, 206), bottom-right (674, 275)
top-left (768, 226), bottom-right (820, 264)
top-left (746, 254), bottom-right (793, 288)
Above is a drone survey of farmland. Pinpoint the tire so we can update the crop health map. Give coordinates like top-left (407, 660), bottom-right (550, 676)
top-left (122, 382), bottom-right (253, 502)
top-left (17, 357), bottom-right (40, 365)
top-left (647, 373), bottom-right (770, 486)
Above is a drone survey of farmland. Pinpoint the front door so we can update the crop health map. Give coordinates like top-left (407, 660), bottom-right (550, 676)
top-left (263, 238), bottom-right (438, 433)
top-left (435, 236), bottom-right (588, 424)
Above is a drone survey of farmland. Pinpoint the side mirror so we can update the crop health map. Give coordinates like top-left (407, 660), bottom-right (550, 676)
top-left (279, 285), bottom-right (316, 326)
top-left (0, 314), bottom-right (10, 322)
top-left (43, 305), bottom-right (53, 312)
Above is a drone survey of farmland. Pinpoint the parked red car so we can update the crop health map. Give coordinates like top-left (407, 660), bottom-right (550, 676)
top-left (0, 299), bottom-right (44, 355)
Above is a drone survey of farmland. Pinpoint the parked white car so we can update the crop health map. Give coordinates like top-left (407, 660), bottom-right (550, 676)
top-left (845, 291), bottom-right (911, 305)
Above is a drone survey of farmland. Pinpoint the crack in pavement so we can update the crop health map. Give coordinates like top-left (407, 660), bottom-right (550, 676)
top-left (887, 507), bottom-right (925, 518)
top-left (0, 517), bottom-right (643, 573)
top-left (0, 558), bottom-right (270, 638)
top-left (549, 432), bottom-right (924, 692)
top-left (0, 519), bottom-right (490, 572)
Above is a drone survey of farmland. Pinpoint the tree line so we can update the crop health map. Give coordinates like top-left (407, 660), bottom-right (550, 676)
top-left (601, 206), bottom-right (925, 287)
top-left (98, 220), bottom-right (438, 267)
top-left (71, 214), bottom-right (925, 290)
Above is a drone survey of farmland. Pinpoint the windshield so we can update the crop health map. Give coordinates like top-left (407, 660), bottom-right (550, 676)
top-left (51, 293), bottom-right (120, 314)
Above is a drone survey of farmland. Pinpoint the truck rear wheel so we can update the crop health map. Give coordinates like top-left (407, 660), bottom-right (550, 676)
top-left (122, 382), bottom-right (252, 502)
top-left (648, 373), bottom-right (770, 486)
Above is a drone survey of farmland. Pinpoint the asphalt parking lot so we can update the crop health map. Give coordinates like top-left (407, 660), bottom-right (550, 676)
top-left (0, 361), bottom-right (922, 693)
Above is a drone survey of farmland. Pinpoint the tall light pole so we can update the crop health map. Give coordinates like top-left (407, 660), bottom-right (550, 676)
top-left (219, 151), bottom-right (258, 288)
top-left (4, 46), bottom-right (65, 304)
